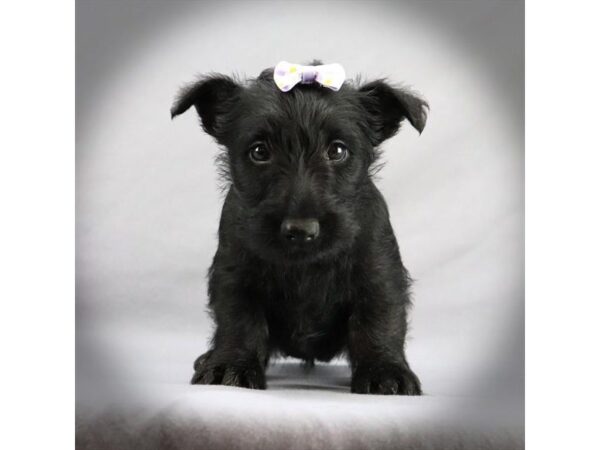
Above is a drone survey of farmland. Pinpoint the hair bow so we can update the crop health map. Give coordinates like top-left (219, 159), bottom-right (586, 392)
top-left (273, 61), bottom-right (346, 92)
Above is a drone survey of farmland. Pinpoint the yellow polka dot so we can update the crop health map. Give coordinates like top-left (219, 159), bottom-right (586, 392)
top-left (324, 78), bottom-right (332, 85)
top-left (290, 66), bottom-right (297, 73)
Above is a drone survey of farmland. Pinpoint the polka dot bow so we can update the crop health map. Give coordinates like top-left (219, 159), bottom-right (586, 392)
top-left (273, 61), bottom-right (346, 92)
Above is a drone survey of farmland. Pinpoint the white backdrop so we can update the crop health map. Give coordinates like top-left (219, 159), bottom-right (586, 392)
top-left (76, 1), bottom-right (524, 448)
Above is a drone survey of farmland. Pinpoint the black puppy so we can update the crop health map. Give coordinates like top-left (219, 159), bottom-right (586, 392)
top-left (171, 61), bottom-right (428, 395)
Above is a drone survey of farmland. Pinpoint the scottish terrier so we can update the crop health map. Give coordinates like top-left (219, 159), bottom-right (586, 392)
top-left (171, 61), bottom-right (428, 395)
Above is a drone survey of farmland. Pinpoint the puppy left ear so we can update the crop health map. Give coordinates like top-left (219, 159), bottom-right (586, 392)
top-left (359, 80), bottom-right (429, 145)
top-left (171, 74), bottom-right (242, 142)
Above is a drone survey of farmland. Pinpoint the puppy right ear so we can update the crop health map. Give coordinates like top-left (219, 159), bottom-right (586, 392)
top-left (170, 74), bottom-right (241, 140)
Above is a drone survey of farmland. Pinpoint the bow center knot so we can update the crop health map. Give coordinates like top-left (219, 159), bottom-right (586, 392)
top-left (273, 61), bottom-right (346, 92)
top-left (300, 68), bottom-right (318, 84)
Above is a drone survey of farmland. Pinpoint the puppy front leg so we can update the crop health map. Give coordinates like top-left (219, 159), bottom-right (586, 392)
top-left (191, 310), bottom-right (269, 389)
top-left (191, 260), bottom-right (269, 389)
top-left (348, 299), bottom-right (422, 395)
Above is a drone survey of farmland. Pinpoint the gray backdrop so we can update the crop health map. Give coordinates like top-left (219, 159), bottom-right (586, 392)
top-left (76, 1), bottom-right (524, 448)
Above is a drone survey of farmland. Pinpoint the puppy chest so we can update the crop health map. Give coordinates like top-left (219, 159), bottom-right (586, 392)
top-left (261, 272), bottom-right (352, 358)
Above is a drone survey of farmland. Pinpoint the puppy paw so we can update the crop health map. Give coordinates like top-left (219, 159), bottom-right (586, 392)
top-left (191, 352), bottom-right (266, 389)
top-left (351, 363), bottom-right (422, 395)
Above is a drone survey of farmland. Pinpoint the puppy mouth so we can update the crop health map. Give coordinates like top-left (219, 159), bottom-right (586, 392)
top-left (261, 226), bottom-right (330, 262)
top-left (243, 210), bottom-right (352, 263)
top-left (277, 224), bottom-right (344, 263)
top-left (280, 237), bottom-right (321, 254)
top-left (279, 244), bottom-right (326, 264)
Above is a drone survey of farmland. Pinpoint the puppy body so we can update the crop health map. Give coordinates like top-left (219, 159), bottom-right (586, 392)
top-left (172, 63), bottom-right (428, 395)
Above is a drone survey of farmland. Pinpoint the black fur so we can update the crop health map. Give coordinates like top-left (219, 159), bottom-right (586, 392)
top-left (172, 62), bottom-right (428, 395)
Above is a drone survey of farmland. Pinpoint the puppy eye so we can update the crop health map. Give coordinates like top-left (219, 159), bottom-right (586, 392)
top-left (326, 141), bottom-right (348, 163)
top-left (249, 143), bottom-right (271, 164)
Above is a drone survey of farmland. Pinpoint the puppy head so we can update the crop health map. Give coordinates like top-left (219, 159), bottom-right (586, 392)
top-left (171, 63), bottom-right (428, 263)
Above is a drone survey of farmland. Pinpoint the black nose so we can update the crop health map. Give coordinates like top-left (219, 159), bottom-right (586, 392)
top-left (281, 218), bottom-right (320, 243)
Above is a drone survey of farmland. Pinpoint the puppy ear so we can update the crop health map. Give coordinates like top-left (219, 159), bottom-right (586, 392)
top-left (171, 74), bottom-right (242, 140)
top-left (359, 80), bottom-right (429, 144)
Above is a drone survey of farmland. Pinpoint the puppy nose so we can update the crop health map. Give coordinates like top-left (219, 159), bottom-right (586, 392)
top-left (281, 218), bottom-right (320, 243)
